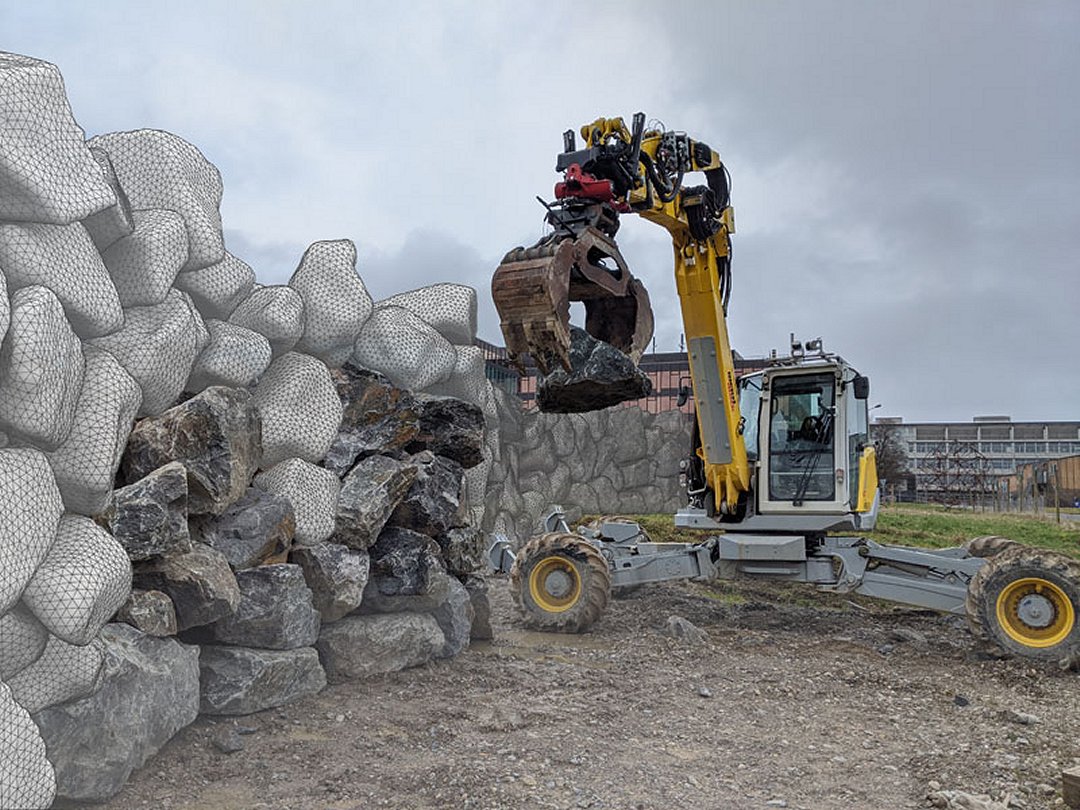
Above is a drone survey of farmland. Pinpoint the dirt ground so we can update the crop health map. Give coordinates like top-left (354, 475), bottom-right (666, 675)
top-left (96, 574), bottom-right (1079, 810)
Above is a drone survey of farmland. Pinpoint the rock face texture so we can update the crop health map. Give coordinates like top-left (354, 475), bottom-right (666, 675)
top-left (315, 613), bottom-right (445, 682)
top-left (198, 645), bottom-right (326, 716)
top-left (121, 386), bottom-right (262, 516)
top-left (206, 564), bottom-right (320, 650)
top-left (536, 326), bottom-right (652, 413)
top-left (32, 624), bottom-right (200, 804)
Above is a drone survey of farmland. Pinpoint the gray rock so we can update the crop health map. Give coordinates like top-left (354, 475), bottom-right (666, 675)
top-left (207, 564), bottom-right (320, 649)
top-left (198, 645), bottom-right (326, 715)
top-left (289, 542), bottom-right (369, 623)
top-left (121, 386), bottom-right (262, 515)
top-left (192, 487), bottom-right (295, 569)
top-left (536, 326), bottom-right (652, 413)
top-left (32, 624), bottom-right (199, 804)
top-left (116, 589), bottom-right (178, 636)
top-left (889, 626), bottom-right (929, 650)
top-left (436, 526), bottom-right (484, 577)
top-left (387, 452), bottom-right (466, 538)
top-left (316, 612), bottom-right (444, 682)
top-left (661, 615), bottom-right (707, 645)
top-left (360, 570), bottom-right (472, 658)
top-left (334, 455), bottom-right (417, 550)
top-left (133, 544), bottom-right (240, 631)
top-left (464, 576), bottom-right (493, 641)
top-left (369, 527), bottom-right (444, 596)
top-left (405, 395), bottom-right (485, 469)
top-left (7, 635), bottom-right (106, 714)
top-left (432, 574), bottom-right (473, 658)
top-left (323, 363), bottom-right (419, 476)
top-left (103, 461), bottom-right (191, 561)
top-left (211, 725), bottom-right (245, 753)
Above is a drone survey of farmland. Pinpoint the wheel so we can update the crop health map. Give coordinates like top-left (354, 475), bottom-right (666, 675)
top-left (964, 535), bottom-right (1020, 558)
top-left (966, 546), bottom-right (1080, 662)
top-left (510, 532), bottom-right (612, 633)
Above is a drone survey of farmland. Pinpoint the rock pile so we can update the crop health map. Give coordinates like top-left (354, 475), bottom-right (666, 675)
top-left (0, 51), bottom-right (497, 807)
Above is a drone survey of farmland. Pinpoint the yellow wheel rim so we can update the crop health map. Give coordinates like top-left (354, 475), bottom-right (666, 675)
top-left (995, 577), bottom-right (1075, 648)
top-left (528, 555), bottom-right (582, 613)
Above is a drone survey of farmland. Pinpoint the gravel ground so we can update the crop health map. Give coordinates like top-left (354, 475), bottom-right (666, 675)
top-left (94, 574), bottom-right (1080, 810)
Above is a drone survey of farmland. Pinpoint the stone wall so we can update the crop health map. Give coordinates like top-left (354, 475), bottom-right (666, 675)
top-left (484, 395), bottom-right (693, 542)
top-left (0, 52), bottom-right (498, 808)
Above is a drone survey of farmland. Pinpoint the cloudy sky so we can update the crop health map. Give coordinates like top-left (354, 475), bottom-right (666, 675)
top-left (4, 1), bottom-right (1077, 422)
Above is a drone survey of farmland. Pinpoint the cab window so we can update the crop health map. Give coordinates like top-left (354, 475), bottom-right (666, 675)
top-left (768, 374), bottom-right (836, 503)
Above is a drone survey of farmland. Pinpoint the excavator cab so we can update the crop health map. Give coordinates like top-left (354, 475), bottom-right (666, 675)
top-left (683, 343), bottom-right (878, 531)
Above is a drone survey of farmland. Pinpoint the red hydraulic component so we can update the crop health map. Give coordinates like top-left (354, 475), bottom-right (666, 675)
top-left (555, 163), bottom-right (615, 202)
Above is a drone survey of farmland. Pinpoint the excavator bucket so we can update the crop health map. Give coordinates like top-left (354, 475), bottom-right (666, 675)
top-left (492, 226), bottom-right (654, 377)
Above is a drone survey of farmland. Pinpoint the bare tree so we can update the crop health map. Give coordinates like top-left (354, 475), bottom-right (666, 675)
top-left (871, 423), bottom-right (911, 491)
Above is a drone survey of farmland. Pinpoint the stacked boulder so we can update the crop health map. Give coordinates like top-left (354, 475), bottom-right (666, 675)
top-left (0, 51), bottom-right (496, 806)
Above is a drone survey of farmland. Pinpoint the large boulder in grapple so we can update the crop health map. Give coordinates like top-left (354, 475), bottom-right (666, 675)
top-left (536, 326), bottom-right (652, 413)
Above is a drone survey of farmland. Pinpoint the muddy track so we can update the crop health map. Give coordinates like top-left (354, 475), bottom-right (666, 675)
top-left (96, 575), bottom-right (1079, 810)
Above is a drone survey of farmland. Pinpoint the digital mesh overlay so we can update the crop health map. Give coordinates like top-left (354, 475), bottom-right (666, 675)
top-left (0, 51), bottom-right (113, 226)
top-left (187, 319), bottom-right (272, 391)
top-left (81, 146), bottom-right (134, 252)
top-left (0, 286), bottom-right (85, 450)
top-left (0, 221), bottom-right (123, 338)
top-left (0, 448), bottom-right (64, 612)
top-left (45, 345), bottom-right (142, 516)
top-left (352, 305), bottom-right (456, 392)
top-left (88, 128), bottom-right (225, 272)
top-left (89, 288), bottom-right (207, 417)
top-left (20, 515), bottom-right (132, 647)
top-left (254, 458), bottom-right (341, 546)
top-left (228, 283), bottom-right (305, 358)
top-left (378, 283), bottom-right (477, 346)
top-left (173, 250), bottom-right (255, 322)
top-left (0, 604), bottom-right (48, 681)
top-left (0, 681), bottom-right (56, 810)
top-left (6, 633), bottom-right (106, 715)
top-left (100, 208), bottom-right (188, 308)
top-left (252, 351), bottom-right (342, 467)
top-left (289, 239), bottom-right (373, 367)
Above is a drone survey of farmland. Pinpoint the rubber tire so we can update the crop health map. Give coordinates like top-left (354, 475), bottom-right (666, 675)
top-left (964, 535), bottom-right (1020, 558)
top-left (510, 532), bottom-right (612, 633)
top-left (966, 545), bottom-right (1080, 662)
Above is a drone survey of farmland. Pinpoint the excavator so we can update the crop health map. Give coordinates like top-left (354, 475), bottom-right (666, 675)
top-left (488, 112), bottom-right (1080, 665)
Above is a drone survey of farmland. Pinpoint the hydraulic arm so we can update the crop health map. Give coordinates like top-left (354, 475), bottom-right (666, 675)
top-left (492, 113), bottom-right (750, 514)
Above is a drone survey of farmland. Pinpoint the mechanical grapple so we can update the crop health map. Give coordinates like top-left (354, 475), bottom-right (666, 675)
top-left (492, 114), bottom-right (663, 379)
top-left (492, 226), bottom-right (653, 376)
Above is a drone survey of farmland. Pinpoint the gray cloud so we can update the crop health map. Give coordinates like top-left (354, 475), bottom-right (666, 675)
top-left (5, 0), bottom-right (1077, 421)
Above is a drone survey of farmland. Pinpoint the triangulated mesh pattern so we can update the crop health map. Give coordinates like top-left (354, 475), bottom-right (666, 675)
top-left (0, 286), bottom-right (85, 449)
top-left (378, 283), bottom-right (477, 345)
top-left (20, 515), bottom-right (132, 646)
top-left (187, 319), bottom-right (271, 392)
top-left (424, 345), bottom-right (499, 424)
top-left (100, 208), bottom-right (187, 308)
top-left (46, 345), bottom-right (142, 516)
top-left (289, 240), bottom-right (372, 367)
top-left (254, 458), bottom-right (340, 546)
top-left (89, 288), bottom-right (207, 416)
top-left (228, 284), bottom-right (304, 358)
top-left (88, 128), bottom-right (224, 272)
top-left (0, 604), bottom-right (48, 681)
top-left (173, 251), bottom-right (255, 321)
top-left (0, 448), bottom-right (63, 614)
top-left (252, 352), bottom-right (342, 467)
top-left (0, 52), bottom-right (113, 226)
top-left (81, 147), bottom-right (134, 252)
top-left (352, 305), bottom-right (456, 391)
top-left (0, 221), bottom-right (123, 338)
top-left (5, 633), bottom-right (106, 715)
top-left (0, 680), bottom-right (56, 810)
top-left (0, 270), bottom-right (9, 346)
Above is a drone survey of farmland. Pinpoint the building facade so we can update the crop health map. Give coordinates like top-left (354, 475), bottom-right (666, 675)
top-left (873, 415), bottom-right (1080, 501)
